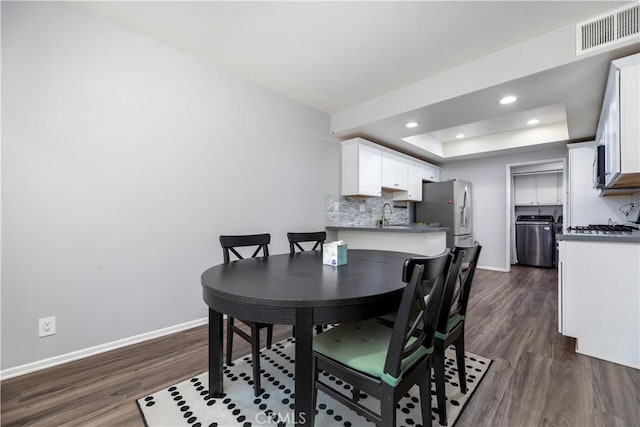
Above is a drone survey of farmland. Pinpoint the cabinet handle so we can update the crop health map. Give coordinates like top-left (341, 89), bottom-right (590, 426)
top-left (394, 183), bottom-right (399, 187)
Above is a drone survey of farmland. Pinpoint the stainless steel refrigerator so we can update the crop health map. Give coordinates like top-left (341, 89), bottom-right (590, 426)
top-left (415, 179), bottom-right (473, 249)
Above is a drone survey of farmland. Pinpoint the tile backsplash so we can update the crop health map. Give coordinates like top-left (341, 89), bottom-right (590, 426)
top-left (326, 192), bottom-right (409, 227)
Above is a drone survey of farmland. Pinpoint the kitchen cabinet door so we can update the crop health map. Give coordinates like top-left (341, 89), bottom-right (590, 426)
top-left (393, 162), bottom-right (423, 201)
top-left (341, 141), bottom-right (382, 197)
top-left (559, 239), bottom-right (640, 368)
top-left (514, 175), bottom-right (537, 205)
top-left (536, 173), bottom-right (562, 204)
top-left (422, 164), bottom-right (440, 182)
top-left (381, 153), bottom-right (408, 190)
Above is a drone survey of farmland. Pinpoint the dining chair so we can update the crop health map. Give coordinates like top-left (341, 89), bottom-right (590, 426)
top-left (311, 250), bottom-right (463, 427)
top-left (287, 231), bottom-right (326, 254)
top-left (432, 242), bottom-right (482, 426)
top-left (287, 231), bottom-right (327, 334)
top-left (219, 233), bottom-right (273, 396)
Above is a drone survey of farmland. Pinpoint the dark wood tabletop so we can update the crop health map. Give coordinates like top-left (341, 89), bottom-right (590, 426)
top-left (201, 249), bottom-right (417, 426)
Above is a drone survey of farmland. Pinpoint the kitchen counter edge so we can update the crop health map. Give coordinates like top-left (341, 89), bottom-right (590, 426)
top-left (326, 225), bottom-right (449, 234)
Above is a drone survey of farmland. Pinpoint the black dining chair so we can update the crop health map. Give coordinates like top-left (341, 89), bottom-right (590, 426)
top-left (288, 231), bottom-right (327, 334)
top-left (287, 231), bottom-right (326, 254)
top-left (311, 250), bottom-right (463, 427)
top-left (219, 233), bottom-right (273, 396)
top-left (432, 242), bottom-right (482, 426)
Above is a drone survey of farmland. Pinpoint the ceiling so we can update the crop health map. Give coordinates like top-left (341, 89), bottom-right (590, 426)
top-left (75, 1), bottom-right (639, 163)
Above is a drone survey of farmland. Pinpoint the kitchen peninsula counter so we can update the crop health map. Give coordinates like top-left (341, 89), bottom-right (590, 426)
top-left (326, 225), bottom-right (448, 256)
top-left (326, 225), bottom-right (449, 233)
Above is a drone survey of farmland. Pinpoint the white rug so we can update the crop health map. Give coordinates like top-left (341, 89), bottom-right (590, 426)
top-left (137, 336), bottom-right (491, 427)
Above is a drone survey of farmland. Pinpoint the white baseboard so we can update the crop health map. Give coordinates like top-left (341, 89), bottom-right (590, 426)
top-left (0, 317), bottom-right (208, 381)
top-left (477, 265), bottom-right (510, 273)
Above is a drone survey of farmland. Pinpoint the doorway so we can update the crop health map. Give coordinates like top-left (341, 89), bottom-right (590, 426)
top-left (504, 159), bottom-right (566, 271)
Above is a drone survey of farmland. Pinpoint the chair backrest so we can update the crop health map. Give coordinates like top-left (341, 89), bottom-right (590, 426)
top-left (450, 242), bottom-right (482, 318)
top-left (435, 242), bottom-right (481, 333)
top-left (287, 231), bottom-right (326, 254)
top-left (383, 250), bottom-right (463, 380)
top-left (219, 234), bottom-right (271, 264)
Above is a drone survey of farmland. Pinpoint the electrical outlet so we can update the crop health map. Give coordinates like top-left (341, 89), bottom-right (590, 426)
top-left (39, 316), bottom-right (56, 337)
top-left (359, 204), bottom-right (366, 212)
top-left (334, 202), bottom-right (340, 212)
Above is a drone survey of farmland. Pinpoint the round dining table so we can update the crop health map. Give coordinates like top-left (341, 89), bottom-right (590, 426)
top-left (201, 249), bottom-right (418, 426)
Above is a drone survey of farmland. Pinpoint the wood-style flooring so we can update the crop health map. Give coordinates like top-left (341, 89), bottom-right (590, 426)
top-left (2, 266), bottom-right (639, 426)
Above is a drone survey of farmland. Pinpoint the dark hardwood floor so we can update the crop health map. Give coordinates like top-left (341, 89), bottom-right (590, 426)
top-left (2, 266), bottom-right (639, 426)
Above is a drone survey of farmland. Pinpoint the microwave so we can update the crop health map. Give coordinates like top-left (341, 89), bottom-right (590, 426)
top-left (593, 144), bottom-right (606, 189)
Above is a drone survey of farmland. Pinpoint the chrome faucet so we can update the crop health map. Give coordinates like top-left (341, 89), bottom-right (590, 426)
top-left (381, 202), bottom-right (394, 226)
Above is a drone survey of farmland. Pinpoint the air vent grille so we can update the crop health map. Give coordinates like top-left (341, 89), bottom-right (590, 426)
top-left (577, 4), bottom-right (639, 55)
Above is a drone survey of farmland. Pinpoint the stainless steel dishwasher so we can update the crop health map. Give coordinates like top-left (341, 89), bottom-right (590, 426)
top-left (516, 215), bottom-right (555, 268)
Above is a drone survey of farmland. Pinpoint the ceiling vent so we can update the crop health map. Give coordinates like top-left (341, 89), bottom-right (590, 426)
top-left (576, 4), bottom-right (639, 55)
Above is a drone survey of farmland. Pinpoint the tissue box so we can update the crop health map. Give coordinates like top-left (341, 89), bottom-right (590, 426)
top-left (323, 241), bottom-right (347, 266)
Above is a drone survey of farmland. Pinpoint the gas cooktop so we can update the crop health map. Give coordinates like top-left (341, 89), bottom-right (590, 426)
top-left (567, 224), bottom-right (639, 233)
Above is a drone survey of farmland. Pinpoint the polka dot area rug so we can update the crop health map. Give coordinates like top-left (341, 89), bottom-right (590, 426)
top-left (137, 336), bottom-right (491, 427)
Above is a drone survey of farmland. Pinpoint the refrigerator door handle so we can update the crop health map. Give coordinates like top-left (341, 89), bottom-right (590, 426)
top-left (461, 186), bottom-right (470, 227)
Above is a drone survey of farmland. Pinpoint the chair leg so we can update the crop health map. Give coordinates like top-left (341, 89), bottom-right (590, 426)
top-left (225, 316), bottom-right (235, 366)
top-left (380, 385), bottom-right (396, 427)
top-left (315, 325), bottom-right (323, 335)
top-left (251, 324), bottom-right (262, 396)
top-left (266, 325), bottom-right (273, 349)
top-left (311, 356), bottom-right (319, 425)
top-left (454, 331), bottom-right (467, 394)
top-left (433, 349), bottom-right (448, 426)
top-left (418, 362), bottom-right (433, 427)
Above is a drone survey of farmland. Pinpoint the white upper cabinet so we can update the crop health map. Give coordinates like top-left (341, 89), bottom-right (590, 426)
top-left (514, 173), bottom-right (562, 205)
top-left (422, 164), bottom-right (440, 182)
top-left (381, 153), bottom-right (408, 190)
top-left (341, 140), bottom-right (382, 197)
top-left (597, 54), bottom-right (640, 189)
top-left (340, 138), bottom-right (440, 198)
top-left (393, 162), bottom-right (423, 201)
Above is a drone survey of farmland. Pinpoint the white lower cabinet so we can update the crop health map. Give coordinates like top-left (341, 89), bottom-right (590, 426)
top-left (558, 239), bottom-right (640, 368)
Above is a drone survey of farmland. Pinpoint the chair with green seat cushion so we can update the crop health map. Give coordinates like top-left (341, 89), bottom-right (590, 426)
top-left (312, 250), bottom-right (463, 427)
top-left (432, 242), bottom-right (482, 426)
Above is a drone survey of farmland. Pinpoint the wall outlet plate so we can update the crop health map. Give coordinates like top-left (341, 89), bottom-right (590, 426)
top-left (39, 316), bottom-right (56, 337)
top-left (359, 204), bottom-right (366, 212)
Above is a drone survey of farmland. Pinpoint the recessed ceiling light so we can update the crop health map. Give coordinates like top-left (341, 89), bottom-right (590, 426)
top-left (527, 118), bottom-right (540, 125)
top-left (456, 134), bottom-right (465, 139)
top-left (405, 122), bottom-right (418, 128)
top-left (499, 95), bottom-right (518, 105)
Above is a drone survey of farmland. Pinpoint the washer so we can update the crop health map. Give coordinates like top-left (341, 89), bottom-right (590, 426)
top-left (516, 215), bottom-right (555, 268)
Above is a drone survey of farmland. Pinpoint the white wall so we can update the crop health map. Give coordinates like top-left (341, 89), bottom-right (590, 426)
top-left (441, 147), bottom-right (568, 270)
top-left (1, 2), bottom-right (339, 370)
